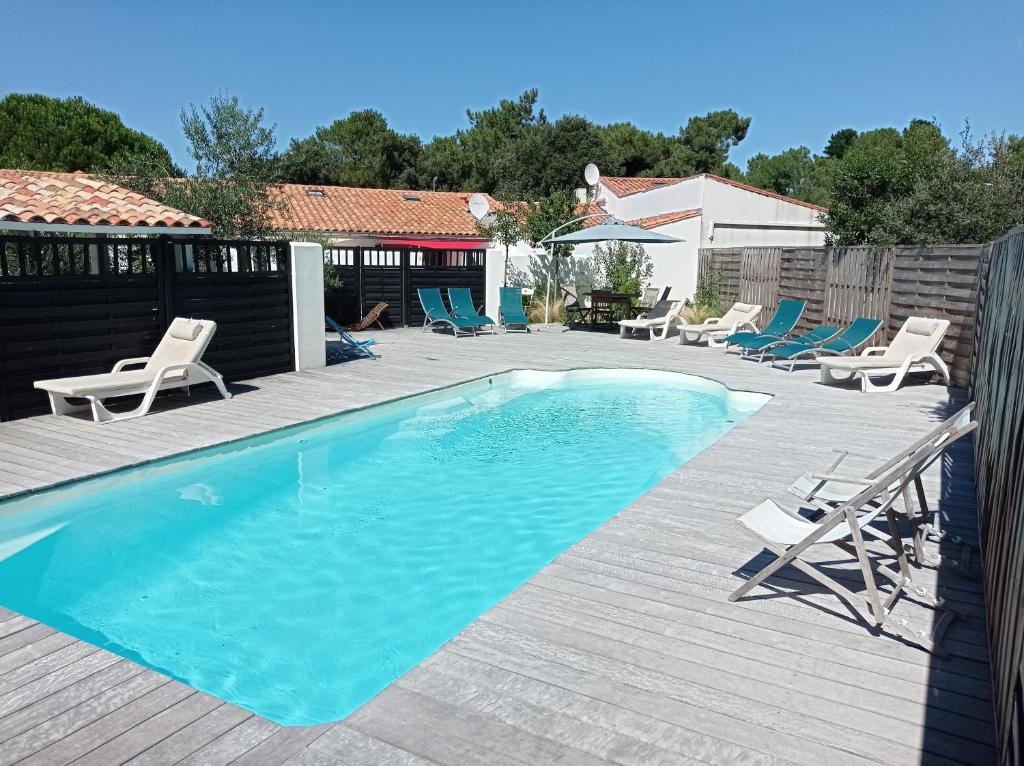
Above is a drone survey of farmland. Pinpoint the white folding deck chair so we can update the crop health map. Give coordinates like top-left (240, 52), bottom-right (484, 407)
top-left (617, 300), bottom-right (685, 341)
top-left (788, 404), bottom-right (976, 568)
top-left (729, 412), bottom-right (977, 652)
top-left (819, 316), bottom-right (951, 393)
top-left (677, 302), bottom-right (762, 346)
top-left (34, 317), bottom-right (231, 423)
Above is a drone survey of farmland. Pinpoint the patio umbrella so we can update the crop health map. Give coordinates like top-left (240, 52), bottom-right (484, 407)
top-left (539, 217), bottom-right (684, 324)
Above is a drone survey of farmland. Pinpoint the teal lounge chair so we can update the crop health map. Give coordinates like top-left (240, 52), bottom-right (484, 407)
top-left (447, 287), bottom-right (496, 334)
top-left (768, 317), bottom-right (884, 371)
top-left (499, 287), bottom-right (531, 333)
top-left (325, 316), bottom-right (377, 361)
top-left (721, 299), bottom-right (805, 351)
top-left (417, 288), bottom-right (479, 337)
top-left (738, 324), bottom-right (841, 358)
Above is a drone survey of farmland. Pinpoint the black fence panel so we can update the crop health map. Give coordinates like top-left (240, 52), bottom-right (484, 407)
top-left (325, 245), bottom-right (486, 329)
top-left (0, 234), bottom-right (293, 421)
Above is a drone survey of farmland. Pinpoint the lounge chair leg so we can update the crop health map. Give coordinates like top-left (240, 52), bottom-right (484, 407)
top-left (48, 393), bottom-right (89, 416)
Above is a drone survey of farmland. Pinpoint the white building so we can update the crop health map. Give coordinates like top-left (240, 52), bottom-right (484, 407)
top-left (509, 173), bottom-right (827, 301)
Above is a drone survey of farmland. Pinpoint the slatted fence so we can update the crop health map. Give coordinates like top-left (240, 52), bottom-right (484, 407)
top-left (0, 235), bottom-right (293, 421)
top-left (698, 244), bottom-right (986, 386)
top-left (971, 226), bottom-right (1024, 766)
top-left (327, 246), bottom-right (486, 328)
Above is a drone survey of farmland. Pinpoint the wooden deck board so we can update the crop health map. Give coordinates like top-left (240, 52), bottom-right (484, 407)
top-left (0, 327), bottom-right (993, 763)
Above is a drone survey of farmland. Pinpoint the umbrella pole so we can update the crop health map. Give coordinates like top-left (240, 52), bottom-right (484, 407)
top-left (544, 243), bottom-right (552, 328)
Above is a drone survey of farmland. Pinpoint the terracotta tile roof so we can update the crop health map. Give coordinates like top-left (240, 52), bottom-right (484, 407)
top-left (628, 209), bottom-right (701, 228)
top-left (0, 170), bottom-right (210, 229)
top-left (704, 173), bottom-right (828, 212)
top-left (578, 204), bottom-right (700, 230)
top-left (269, 183), bottom-right (501, 238)
top-left (599, 176), bottom-right (691, 197)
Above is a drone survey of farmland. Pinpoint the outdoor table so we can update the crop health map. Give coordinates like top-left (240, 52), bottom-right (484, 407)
top-left (583, 291), bottom-right (634, 328)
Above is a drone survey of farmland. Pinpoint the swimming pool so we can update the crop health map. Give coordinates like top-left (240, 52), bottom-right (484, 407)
top-left (0, 369), bottom-right (767, 725)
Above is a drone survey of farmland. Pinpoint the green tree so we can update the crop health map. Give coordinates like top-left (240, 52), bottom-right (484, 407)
top-left (495, 115), bottom-right (611, 198)
top-left (0, 93), bottom-right (176, 173)
top-left (477, 197), bottom-right (527, 285)
top-left (181, 93), bottom-right (278, 181)
top-left (822, 121), bottom-right (956, 244)
top-left (824, 128), bottom-right (858, 159)
top-left (103, 93), bottom-right (283, 238)
top-left (593, 241), bottom-right (653, 298)
top-left (654, 110), bottom-right (751, 176)
top-left (417, 135), bottom-right (471, 191)
top-left (279, 109), bottom-right (421, 188)
top-left (598, 122), bottom-right (673, 177)
top-left (744, 146), bottom-right (831, 205)
top-left (459, 89), bottom-right (544, 192)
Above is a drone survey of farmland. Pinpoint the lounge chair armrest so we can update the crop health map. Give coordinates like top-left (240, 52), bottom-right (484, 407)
top-left (810, 473), bottom-right (874, 486)
top-left (112, 357), bottom-right (151, 372)
top-left (826, 449), bottom-right (850, 472)
top-left (861, 346), bottom-right (887, 356)
top-left (704, 317), bottom-right (723, 325)
top-left (732, 321), bottom-right (758, 333)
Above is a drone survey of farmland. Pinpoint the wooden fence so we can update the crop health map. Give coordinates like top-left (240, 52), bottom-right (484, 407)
top-left (971, 226), bottom-right (1024, 765)
top-left (698, 244), bottom-right (986, 387)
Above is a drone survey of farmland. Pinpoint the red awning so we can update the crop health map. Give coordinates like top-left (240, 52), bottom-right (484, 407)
top-left (380, 237), bottom-right (489, 250)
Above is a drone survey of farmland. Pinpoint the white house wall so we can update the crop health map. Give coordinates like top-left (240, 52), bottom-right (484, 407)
top-left (600, 177), bottom-right (703, 221)
top-left (699, 178), bottom-right (825, 248)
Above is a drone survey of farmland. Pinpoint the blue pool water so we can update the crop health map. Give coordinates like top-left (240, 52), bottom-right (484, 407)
top-left (0, 369), bottom-right (766, 725)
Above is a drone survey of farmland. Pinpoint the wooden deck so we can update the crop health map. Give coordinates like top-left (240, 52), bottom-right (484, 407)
top-left (0, 327), bottom-right (993, 765)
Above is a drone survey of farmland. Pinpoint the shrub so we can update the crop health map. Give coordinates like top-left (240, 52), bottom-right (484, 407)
top-left (691, 267), bottom-right (725, 315)
top-left (592, 241), bottom-right (653, 297)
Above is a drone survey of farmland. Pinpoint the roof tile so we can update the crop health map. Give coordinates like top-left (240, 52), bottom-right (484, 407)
top-left (269, 183), bottom-right (500, 238)
top-left (0, 170), bottom-right (211, 229)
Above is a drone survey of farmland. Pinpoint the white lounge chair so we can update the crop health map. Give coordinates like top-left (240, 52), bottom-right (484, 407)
top-left (677, 302), bottom-right (762, 345)
top-left (617, 300), bottom-right (684, 340)
top-left (730, 410), bottom-right (976, 651)
top-left (819, 316), bottom-right (951, 393)
top-left (788, 404), bottom-right (975, 566)
top-left (34, 317), bottom-right (231, 423)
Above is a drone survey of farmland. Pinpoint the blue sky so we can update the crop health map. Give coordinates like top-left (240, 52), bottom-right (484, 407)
top-left (3, 1), bottom-right (1022, 174)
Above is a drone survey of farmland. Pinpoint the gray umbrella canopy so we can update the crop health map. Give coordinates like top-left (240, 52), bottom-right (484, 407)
top-left (541, 218), bottom-right (683, 245)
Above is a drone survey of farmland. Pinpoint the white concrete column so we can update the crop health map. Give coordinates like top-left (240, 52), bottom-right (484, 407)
top-left (485, 245), bottom-right (504, 321)
top-left (289, 242), bottom-right (327, 371)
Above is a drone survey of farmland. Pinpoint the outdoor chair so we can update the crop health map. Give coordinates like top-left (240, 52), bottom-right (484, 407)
top-left (819, 316), bottom-right (951, 393)
top-left (34, 317), bottom-right (231, 423)
top-left (720, 299), bottom-right (806, 351)
top-left (326, 315), bottom-right (378, 361)
top-left (677, 302), bottom-right (762, 345)
top-left (417, 288), bottom-right (479, 337)
top-left (348, 301), bottom-right (388, 332)
top-left (562, 284), bottom-right (591, 325)
top-left (617, 300), bottom-right (685, 341)
top-left (736, 324), bottom-right (841, 358)
top-left (447, 287), bottom-right (496, 333)
top-left (788, 403), bottom-right (976, 567)
top-left (766, 318), bottom-right (883, 371)
top-left (729, 408), bottom-right (977, 652)
top-left (499, 287), bottom-right (531, 333)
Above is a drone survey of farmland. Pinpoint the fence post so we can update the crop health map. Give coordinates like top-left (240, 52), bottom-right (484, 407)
top-left (288, 242), bottom-right (327, 371)
top-left (156, 235), bottom-right (176, 331)
top-left (400, 247), bottom-right (411, 327)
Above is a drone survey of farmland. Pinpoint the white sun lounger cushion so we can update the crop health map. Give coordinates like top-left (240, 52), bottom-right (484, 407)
top-left (169, 319), bottom-right (203, 341)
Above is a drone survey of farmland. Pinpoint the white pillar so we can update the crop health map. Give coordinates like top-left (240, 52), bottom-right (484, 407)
top-left (485, 245), bottom-right (503, 321)
top-left (289, 242), bottom-right (327, 371)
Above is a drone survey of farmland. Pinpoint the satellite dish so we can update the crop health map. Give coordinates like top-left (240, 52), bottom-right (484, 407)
top-left (584, 163), bottom-right (600, 186)
top-left (468, 193), bottom-right (490, 221)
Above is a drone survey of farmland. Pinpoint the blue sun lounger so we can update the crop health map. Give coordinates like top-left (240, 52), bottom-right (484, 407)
top-left (447, 287), bottom-right (496, 334)
top-left (767, 317), bottom-right (884, 371)
top-left (417, 288), bottom-right (479, 337)
top-left (721, 299), bottom-right (806, 351)
top-left (737, 324), bottom-right (841, 358)
top-left (499, 287), bottom-right (531, 333)
top-left (325, 316), bottom-right (378, 360)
